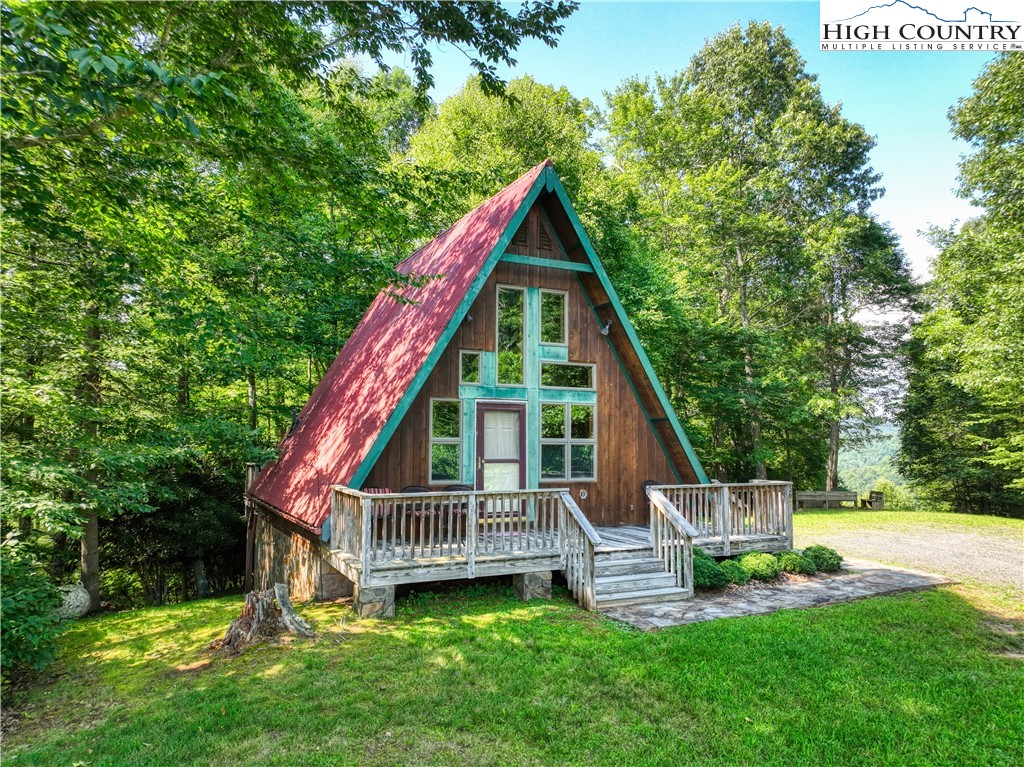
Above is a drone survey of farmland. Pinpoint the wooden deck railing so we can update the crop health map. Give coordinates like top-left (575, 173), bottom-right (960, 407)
top-left (655, 481), bottom-right (793, 555)
top-left (557, 491), bottom-right (602, 610)
top-left (330, 487), bottom-right (566, 584)
top-left (647, 488), bottom-right (697, 597)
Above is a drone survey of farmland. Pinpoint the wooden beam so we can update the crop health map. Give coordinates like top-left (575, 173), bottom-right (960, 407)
top-left (500, 253), bottom-right (595, 273)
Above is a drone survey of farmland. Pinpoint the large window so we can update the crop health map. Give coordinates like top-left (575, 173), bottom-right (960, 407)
top-left (540, 290), bottom-right (566, 345)
top-left (540, 362), bottom-right (594, 389)
top-left (429, 399), bottom-right (461, 483)
top-left (497, 287), bottom-right (524, 384)
top-left (540, 403), bottom-right (596, 480)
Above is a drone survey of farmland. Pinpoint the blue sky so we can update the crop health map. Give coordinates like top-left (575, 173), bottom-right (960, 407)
top-left (383, 1), bottom-right (994, 279)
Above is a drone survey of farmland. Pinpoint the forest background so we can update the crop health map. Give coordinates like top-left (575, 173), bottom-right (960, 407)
top-left (2, 1), bottom-right (1021, 676)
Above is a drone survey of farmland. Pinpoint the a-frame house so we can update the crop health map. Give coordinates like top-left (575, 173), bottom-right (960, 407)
top-left (245, 161), bottom-right (792, 616)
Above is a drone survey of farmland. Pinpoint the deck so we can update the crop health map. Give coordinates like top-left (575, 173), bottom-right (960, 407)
top-left (327, 482), bottom-right (793, 611)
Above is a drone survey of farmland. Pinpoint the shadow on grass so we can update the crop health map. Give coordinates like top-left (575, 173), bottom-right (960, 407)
top-left (5, 583), bottom-right (1023, 767)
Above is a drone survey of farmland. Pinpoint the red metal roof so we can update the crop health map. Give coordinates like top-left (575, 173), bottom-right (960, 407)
top-left (248, 160), bottom-right (551, 532)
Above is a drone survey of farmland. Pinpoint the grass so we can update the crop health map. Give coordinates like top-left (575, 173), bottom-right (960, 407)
top-left (794, 508), bottom-right (1024, 616)
top-left (5, 582), bottom-right (1023, 766)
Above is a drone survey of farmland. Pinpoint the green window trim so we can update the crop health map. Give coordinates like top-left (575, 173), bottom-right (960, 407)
top-left (429, 398), bottom-right (462, 484)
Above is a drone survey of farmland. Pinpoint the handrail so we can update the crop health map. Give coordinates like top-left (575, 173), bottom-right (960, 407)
top-left (647, 489), bottom-right (699, 538)
top-left (646, 488), bottom-right (694, 597)
top-left (330, 486), bottom-right (570, 501)
top-left (558, 492), bottom-right (602, 546)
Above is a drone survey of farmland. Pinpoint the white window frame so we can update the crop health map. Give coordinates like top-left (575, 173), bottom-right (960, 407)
top-left (539, 361), bottom-right (596, 391)
top-left (539, 402), bottom-right (598, 482)
top-left (428, 398), bottom-right (462, 485)
top-left (460, 350), bottom-right (482, 385)
top-left (495, 284), bottom-right (526, 386)
top-left (539, 289), bottom-right (568, 347)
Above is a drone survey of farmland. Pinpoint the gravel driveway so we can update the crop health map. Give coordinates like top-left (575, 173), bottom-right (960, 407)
top-left (794, 519), bottom-right (1023, 595)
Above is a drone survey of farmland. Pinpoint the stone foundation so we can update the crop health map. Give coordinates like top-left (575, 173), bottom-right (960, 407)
top-left (513, 570), bottom-right (552, 601)
top-left (353, 584), bottom-right (395, 618)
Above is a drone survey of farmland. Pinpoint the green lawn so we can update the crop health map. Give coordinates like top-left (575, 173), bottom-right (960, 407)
top-left (5, 577), bottom-right (1023, 766)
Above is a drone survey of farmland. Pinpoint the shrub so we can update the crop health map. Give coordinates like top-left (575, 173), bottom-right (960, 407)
top-left (803, 545), bottom-right (843, 572)
top-left (692, 555), bottom-right (729, 589)
top-left (738, 552), bottom-right (782, 581)
top-left (778, 550), bottom-right (818, 576)
top-left (693, 546), bottom-right (713, 560)
top-left (719, 559), bottom-right (750, 586)
top-left (1, 536), bottom-right (63, 681)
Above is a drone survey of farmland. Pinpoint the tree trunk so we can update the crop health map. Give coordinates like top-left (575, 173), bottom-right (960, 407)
top-left (80, 304), bottom-right (102, 611)
top-left (193, 558), bottom-right (210, 598)
top-left (212, 585), bottom-right (313, 655)
top-left (247, 369), bottom-right (257, 430)
top-left (826, 419), bottom-right (841, 491)
top-left (81, 512), bottom-right (100, 611)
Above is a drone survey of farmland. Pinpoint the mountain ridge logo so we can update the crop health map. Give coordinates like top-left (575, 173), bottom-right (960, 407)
top-left (819, 0), bottom-right (1022, 50)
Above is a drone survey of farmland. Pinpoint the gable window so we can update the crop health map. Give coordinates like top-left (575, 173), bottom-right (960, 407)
top-left (497, 286), bottom-right (525, 384)
top-left (540, 403), bottom-right (596, 480)
top-left (460, 351), bottom-right (481, 384)
top-left (429, 399), bottom-right (461, 483)
top-left (540, 362), bottom-right (594, 389)
top-left (540, 290), bottom-right (567, 345)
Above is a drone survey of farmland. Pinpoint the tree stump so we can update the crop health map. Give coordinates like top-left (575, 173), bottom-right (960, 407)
top-left (211, 583), bottom-right (313, 655)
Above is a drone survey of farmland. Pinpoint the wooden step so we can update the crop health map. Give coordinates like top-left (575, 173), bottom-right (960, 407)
top-left (595, 547), bottom-right (653, 562)
top-left (595, 571), bottom-right (678, 595)
top-left (594, 557), bottom-right (666, 577)
top-left (595, 586), bottom-right (689, 608)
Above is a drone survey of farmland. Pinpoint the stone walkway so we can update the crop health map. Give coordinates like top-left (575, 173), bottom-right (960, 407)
top-left (602, 558), bottom-right (953, 631)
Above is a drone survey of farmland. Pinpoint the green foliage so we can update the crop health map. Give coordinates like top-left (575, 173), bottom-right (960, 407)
top-left (693, 546), bottom-right (713, 560)
top-left (872, 478), bottom-right (920, 512)
top-left (900, 54), bottom-right (1024, 517)
top-left (692, 555), bottom-right (729, 589)
top-left (802, 545), bottom-right (842, 573)
top-left (738, 552), bottom-right (782, 581)
top-left (1, 1), bottom-right (576, 602)
top-left (719, 558), bottom-right (751, 586)
top-left (0, 536), bottom-right (63, 681)
top-left (603, 22), bottom-right (912, 486)
top-left (777, 550), bottom-right (818, 576)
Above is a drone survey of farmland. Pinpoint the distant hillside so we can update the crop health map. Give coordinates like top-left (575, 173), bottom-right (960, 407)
top-left (839, 426), bottom-right (907, 494)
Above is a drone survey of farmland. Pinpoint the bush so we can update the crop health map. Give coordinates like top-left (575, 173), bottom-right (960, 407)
top-left (692, 555), bottom-right (729, 589)
top-left (1, 536), bottom-right (63, 681)
top-left (693, 546), bottom-right (713, 560)
top-left (738, 552), bottom-right (782, 581)
top-left (803, 545), bottom-right (843, 572)
top-left (778, 550), bottom-right (818, 575)
top-left (719, 559), bottom-right (750, 586)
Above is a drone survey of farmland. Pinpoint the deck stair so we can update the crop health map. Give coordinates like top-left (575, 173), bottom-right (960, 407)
top-left (592, 546), bottom-right (688, 608)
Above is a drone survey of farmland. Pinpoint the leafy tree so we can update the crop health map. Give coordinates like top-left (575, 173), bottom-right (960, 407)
top-left (900, 53), bottom-right (1024, 516)
top-left (2, 1), bottom-right (577, 610)
top-left (605, 23), bottom-right (910, 486)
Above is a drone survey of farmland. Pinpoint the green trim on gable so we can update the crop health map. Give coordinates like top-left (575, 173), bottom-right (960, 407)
top-left (500, 254), bottom-right (594, 273)
top-left (349, 171), bottom-right (551, 491)
top-left (546, 175), bottom-right (710, 484)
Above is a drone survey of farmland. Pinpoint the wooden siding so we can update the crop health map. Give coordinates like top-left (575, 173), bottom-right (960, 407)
top-left (363, 204), bottom-right (687, 527)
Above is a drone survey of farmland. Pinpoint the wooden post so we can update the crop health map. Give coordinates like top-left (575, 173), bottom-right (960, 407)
top-left (783, 483), bottom-right (794, 550)
top-left (360, 497), bottom-right (372, 588)
top-left (719, 485), bottom-right (731, 556)
top-left (467, 493), bottom-right (478, 578)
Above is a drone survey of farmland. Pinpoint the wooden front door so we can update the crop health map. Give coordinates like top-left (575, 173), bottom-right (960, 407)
top-left (475, 402), bottom-right (526, 491)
